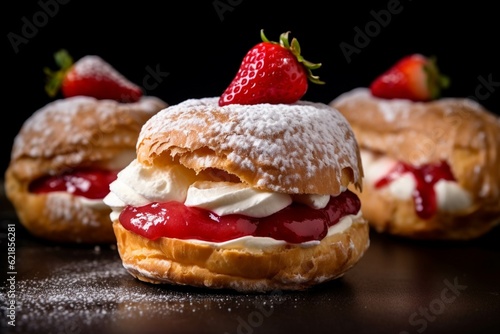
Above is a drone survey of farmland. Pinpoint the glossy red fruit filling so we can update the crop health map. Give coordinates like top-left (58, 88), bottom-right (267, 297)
top-left (374, 160), bottom-right (455, 219)
top-left (119, 189), bottom-right (361, 243)
top-left (29, 168), bottom-right (118, 199)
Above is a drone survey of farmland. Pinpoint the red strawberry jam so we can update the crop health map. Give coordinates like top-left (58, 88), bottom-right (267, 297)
top-left (374, 160), bottom-right (455, 219)
top-left (119, 189), bottom-right (361, 243)
top-left (29, 168), bottom-right (118, 199)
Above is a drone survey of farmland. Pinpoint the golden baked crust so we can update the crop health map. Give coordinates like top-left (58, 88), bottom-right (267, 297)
top-left (136, 97), bottom-right (363, 195)
top-left (8, 96), bottom-right (167, 182)
top-left (331, 88), bottom-right (500, 239)
top-left (109, 97), bottom-right (368, 291)
top-left (112, 216), bottom-right (369, 292)
top-left (350, 182), bottom-right (499, 240)
top-left (5, 96), bottom-right (168, 243)
top-left (5, 167), bottom-right (115, 243)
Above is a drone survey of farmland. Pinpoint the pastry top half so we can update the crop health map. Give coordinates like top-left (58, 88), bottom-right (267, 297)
top-left (331, 87), bottom-right (500, 206)
top-left (8, 95), bottom-right (168, 181)
top-left (136, 97), bottom-right (363, 195)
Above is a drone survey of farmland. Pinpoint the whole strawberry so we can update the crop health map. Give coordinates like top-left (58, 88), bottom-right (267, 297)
top-left (44, 49), bottom-right (143, 103)
top-left (219, 30), bottom-right (324, 106)
top-left (369, 54), bottom-right (449, 102)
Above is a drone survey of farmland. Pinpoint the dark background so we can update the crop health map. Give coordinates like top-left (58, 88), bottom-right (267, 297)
top-left (3, 0), bottom-right (499, 176)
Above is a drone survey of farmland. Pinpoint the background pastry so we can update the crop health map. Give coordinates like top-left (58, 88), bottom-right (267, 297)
top-left (4, 50), bottom-right (168, 243)
top-left (331, 54), bottom-right (500, 240)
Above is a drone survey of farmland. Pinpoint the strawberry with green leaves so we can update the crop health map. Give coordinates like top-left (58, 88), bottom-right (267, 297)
top-left (369, 53), bottom-right (449, 102)
top-left (44, 49), bottom-right (143, 103)
top-left (219, 30), bottom-right (324, 106)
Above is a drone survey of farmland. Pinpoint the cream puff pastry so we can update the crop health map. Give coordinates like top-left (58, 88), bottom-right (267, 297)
top-left (104, 97), bottom-right (369, 292)
top-left (5, 95), bottom-right (167, 243)
top-left (331, 87), bottom-right (500, 240)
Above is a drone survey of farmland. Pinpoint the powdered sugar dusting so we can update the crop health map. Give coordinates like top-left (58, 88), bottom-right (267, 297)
top-left (332, 87), bottom-right (496, 123)
top-left (72, 55), bottom-right (140, 90)
top-left (44, 193), bottom-right (105, 227)
top-left (332, 88), bottom-right (413, 122)
top-left (140, 97), bottom-right (361, 194)
top-left (11, 96), bottom-right (166, 161)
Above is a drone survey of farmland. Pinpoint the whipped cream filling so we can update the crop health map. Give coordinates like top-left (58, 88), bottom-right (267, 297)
top-left (108, 159), bottom-right (199, 207)
top-left (105, 159), bottom-right (332, 217)
top-left (79, 197), bottom-right (109, 209)
top-left (104, 159), bottom-right (358, 244)
top-left (184, 181), bottom-right (292, 218)
top-left (361, 150), bottom-right (472, 212)
top-left (47, 192), bottom-right (109, 210)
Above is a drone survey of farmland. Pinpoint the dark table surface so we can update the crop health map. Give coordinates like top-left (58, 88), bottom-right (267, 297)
top-left (1, 190), bottom-right (499, 334)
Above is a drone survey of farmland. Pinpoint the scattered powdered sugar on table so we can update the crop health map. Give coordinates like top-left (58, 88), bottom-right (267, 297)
top-left (1, 244), bottom-right (292, 334)
top-left (7, 254), bottom-right (175, 332)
